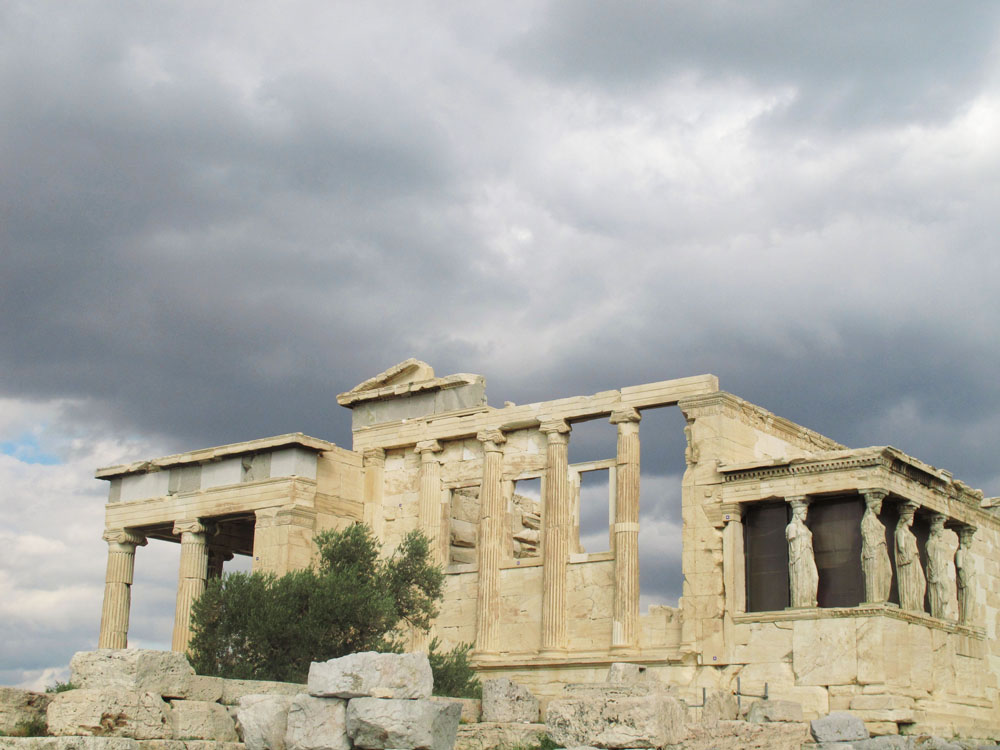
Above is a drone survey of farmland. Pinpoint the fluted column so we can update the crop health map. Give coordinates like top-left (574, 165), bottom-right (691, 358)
top-left (474, 429), bottom-right (505, 655)
top-left (172, 519), bottom-right (209, 653)
top-left (98, 529), bottom-right (147, 649)
top-left (207, 547), bottom-right (234, 579)
top-left (362, 448), bottom-right (387, 544)
top-left (540, 418), bottom-right (571, 654)
top-left (416, 440), bottom-right (444, 564)
top-left (610, 406), bottom-right (641, 651)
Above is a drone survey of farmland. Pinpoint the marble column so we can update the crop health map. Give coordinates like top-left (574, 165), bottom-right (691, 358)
top-left (207, 547), bottom-right (234, 579)
top-left (362, 448), bottom-right (386, 544)
top-left (610, 406), bottom-right (641, 651)
top-left (895, 502), bottom-right (926, 614)
top-left (474, 429), bottom-right (505, 655)
top-left (539, 418), bottom-right (571, 654)
top-left (956, 525), bottom-right (977, 625)
top-left (721, 503), bottom-right (746, 615)
top-left (926, 512), bottom-right (957, 620)
top-left (860, 489), bottom-right (892, 604)
top-left (98, 529), bottom-right (147, 649)
top-left (786, 496), bottom-right (818, 608)
top-left (416, 440), bottom-right (444, 564)
top-left (172, 519), bottom-right (209, 653)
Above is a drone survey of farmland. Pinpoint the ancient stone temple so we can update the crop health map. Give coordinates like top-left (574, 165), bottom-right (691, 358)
top-left (94, 360), bottom-right (1000, 737)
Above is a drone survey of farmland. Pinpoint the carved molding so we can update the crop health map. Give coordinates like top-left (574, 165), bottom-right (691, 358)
top-left (476, 429), bottom-right (506, 451)
top-left (363, 447), bottom-right (386, 466)
top-left (415, 439), bottom-right (443, 456)
top-left (609, 406), bottom-right (641, 425)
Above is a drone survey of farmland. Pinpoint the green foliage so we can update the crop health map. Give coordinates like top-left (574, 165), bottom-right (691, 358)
top-left (45, 681), bottom-right (76, 694)
top-left (427, 638), bottom-right (481, 699)
top-left (189, 524), bottom-right (444, 683)
top-left (3, 716), bottom-right (48, 737)
top-left (507, 735), bottom-right (556, 750)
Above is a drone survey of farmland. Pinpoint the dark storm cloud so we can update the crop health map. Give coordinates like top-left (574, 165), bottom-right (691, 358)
top-left (509, 1), bottom-right (1000, 129)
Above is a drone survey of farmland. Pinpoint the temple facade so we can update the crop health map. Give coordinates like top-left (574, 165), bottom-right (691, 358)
top-left (94, 360), bottom-right (1000, 737)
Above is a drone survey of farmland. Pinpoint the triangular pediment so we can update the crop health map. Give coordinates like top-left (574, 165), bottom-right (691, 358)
top-left (346, 358), bottom-right (435, 395)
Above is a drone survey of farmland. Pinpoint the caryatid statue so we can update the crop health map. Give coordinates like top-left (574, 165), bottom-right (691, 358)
top-left (895, 503), bottom-right (926, 613)
top-left (956, 526), bottom-right (977, 625)
top-left (786, 497), bottom-right (819, 608)
top-left (860, 490), bottom-right (892, 604)
top-left (926, 513), bottom-right (957, 620)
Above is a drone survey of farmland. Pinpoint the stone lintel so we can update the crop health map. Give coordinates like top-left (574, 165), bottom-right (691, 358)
top-left (96, 433), bottom-right (338, 479)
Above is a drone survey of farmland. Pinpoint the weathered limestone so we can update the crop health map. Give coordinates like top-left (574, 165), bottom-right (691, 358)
top-left (0, 689), bottom-right (51, 735)
top-left (811, 711), bottom-right (870, 743)
top-left (606, 663), bottom-right (645, 684)
top-left (926, 514), bottom-right (957, 620)
top-left (219, 679), bottom-right (303, 706)
top-left (307, 652), bottom-right (432, 700)
top-left (236, 695), bottom-right (294, 750)
top-left (453, 723), bottom-right (546, 750)
top-left (416, 440), bottom-right (444, 565)
top-left (786, 497), bottom-right (818, 609)
top-left (540, 418), bottom-right (571, 654)
top-left (474, 430), bottom-right (505, 655)
top-left (170, 521), bottom-right (208, 654)
top-left (345, 698), bottom-right (461, 750)
top-left (480, 678), bottom-right (538, 723)
top-left (70, 651), bottom-right (195, 700)
top-left (167, 701), bottom-right (236, 742)
top-left (545, 690), bottom-right (687, 748)
top-left (610, 407), bottom-right (641, 652)
top-left (895, 504), bottom-right (926, 614)
top-left (98, 530), bottom-right (147, 650)
top-left (746, 699), bottom-right (803, 723)
top-left (46, 690), bottom-right (171, 740)
top-left (284, 694), bottom-right (349, 750)
top-left (861, 491), bottom-right (892, 604)
top-left (955, 526), bottom-right (976, 625)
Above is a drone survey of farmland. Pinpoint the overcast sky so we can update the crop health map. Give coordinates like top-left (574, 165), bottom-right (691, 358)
top-left (3, 1), bottom-right (1000, 688)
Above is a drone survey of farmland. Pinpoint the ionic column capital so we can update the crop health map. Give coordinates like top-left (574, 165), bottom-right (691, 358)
top-left (539, 418), bottom-right (570, 446)
top-left (477, 429), bottom-right (506, 452)
top-left (609, 406), bottom-right (641, 425)
top-left (415, 440), bottom-right (443, 460)
top-left (103, 528), bottom-right (147, 547)
top-left (363, 447), bottom-right (386, 466)
top-left (173, 519), bottom-right (208, 537)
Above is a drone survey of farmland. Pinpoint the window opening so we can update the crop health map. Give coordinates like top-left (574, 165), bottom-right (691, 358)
top-left (448, 485), bottom-right (480, 564)
top-left (574, 467), bottom-right (613, 554)
top-left (511, 477), bottom-right (542, 558)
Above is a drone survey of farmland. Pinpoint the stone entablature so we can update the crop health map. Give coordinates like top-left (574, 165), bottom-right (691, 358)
top-left (91, 360), bottom-right (1000, 738)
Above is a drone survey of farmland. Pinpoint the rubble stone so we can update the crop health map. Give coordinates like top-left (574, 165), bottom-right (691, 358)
top-left (746, 699), bottom-right (804, 723)
top-left (545, 692), bottom-right (687, 748)
top-left (284, 694), bottom-right (349, 750)
top-left (166, 701), bottom-right (236, 742)
top-left (345, 697), bottom-right (461, 750)
top-left (69, 652), bottom-right (194, 700)
top-left (237, 695), bottom-right (294, 750)
top-left (307, 652), bottom-right (432, 700)
top-left (220, 679), bottom-right (303, 706)
top-left (46, 690), bottom-right (172, 740)
top-left (0, 688), bottom-right (52, 734)
top-left (427, 697), bottom-right (480, 724)
top-left (811, 712), bottom-right (870, 743)
top-left (481, 679), bottom-right (538, 723)
top-left (452, 723), bottom-right (546, 750)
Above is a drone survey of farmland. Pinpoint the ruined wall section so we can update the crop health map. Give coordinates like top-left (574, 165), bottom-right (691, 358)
top-left (676, 393), bottom-right (844, 667)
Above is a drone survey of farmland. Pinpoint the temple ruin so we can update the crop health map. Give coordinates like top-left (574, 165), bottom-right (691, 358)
top-left (94, 360), bottom-right (1000, 737)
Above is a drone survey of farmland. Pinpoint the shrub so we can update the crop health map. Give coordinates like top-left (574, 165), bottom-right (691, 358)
top-left (45, 681), bottom-right (76, 693)
top-left (428, 638), bottom-right (481, 699)
top-left (189, 524), bottom-right (443, 683)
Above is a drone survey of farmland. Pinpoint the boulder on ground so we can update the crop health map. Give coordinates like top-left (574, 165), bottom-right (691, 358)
top-left (237, 695), bottom-right (294, 750)
top-left (811, 711), bottom-right (870, 743)
top-left (284, 694), bottom-right (349, 750)
top-left (746, 699), bottom-right (803, 724)
top-left (47, 689), bottom-right (172, 740)
top-left (0, 687), bottom-right (52, 734)
top-left (308, 652), bottom-right (432, 700)
top-left (545, 692), bottom-right (687, 749)
top-left (168, 700), bottom-right (237, 742)
top-left (70, 651), bottom-right (194, 700)
top-left (481, 679), bottom-right (538, 723)
top-left (346, 697), bottom-right (461, 750)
